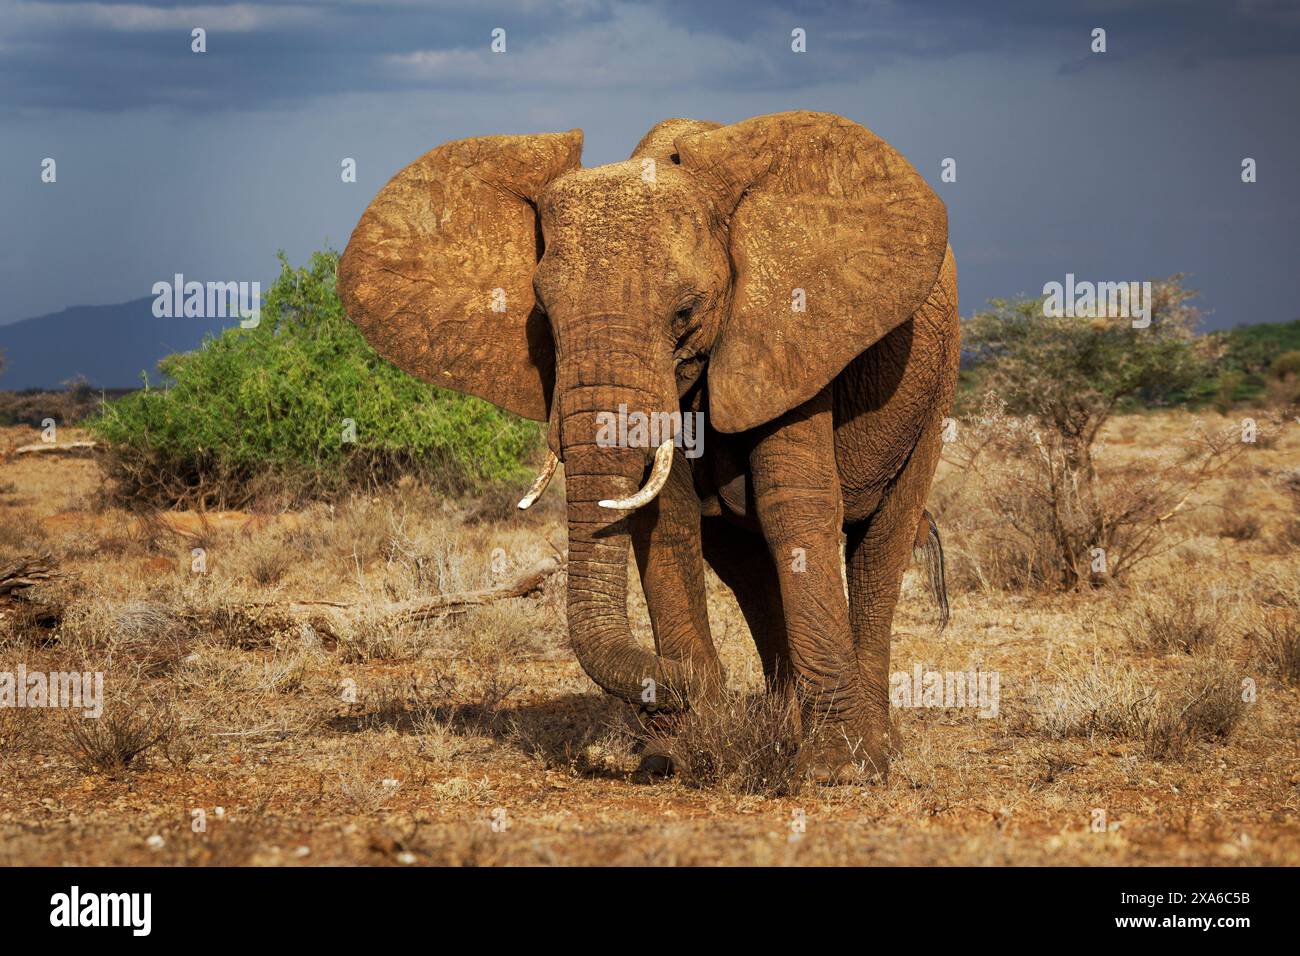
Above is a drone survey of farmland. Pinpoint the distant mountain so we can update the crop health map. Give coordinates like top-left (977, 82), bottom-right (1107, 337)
top-left (0, 299), bottom-right (239, 390)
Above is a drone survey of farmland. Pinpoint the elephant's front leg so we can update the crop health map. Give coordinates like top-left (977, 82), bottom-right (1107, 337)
top-left (628, 448), bottom-right (721, 776)
top-left (749, 388), bottom-right (874, 780)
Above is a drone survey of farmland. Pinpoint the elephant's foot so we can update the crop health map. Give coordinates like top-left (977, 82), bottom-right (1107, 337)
top-left (631, 738), bottom-right (681, 785)
top-left (804, 753), bottom-right (888, 786)
top-left (630, 706), bottom-right (683, 782)
top-left (802, 720), bottom-right (891, 785)
top-left (632, 751), bottom-right (676, 783)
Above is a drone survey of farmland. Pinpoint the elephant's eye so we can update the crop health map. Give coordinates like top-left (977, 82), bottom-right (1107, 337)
top-left (672, 307), bottom-right (697, 345)
top-left (673, 297), bottom-right (701, 332)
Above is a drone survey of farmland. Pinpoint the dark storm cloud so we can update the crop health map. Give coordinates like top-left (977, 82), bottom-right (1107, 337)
top-left (0, 1), bottom-right (568, 112)
top-left (6, 0), bottom-right (1298, 113)
top-left (2, 0), bottom-right (1298, 332)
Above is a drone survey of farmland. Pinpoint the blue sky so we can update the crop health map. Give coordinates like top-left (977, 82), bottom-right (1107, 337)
top-left (2, 0), bottom-right (1298, 329)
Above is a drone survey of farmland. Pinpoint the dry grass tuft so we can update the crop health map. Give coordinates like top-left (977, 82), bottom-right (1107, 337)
top-left (1140, 660), bottom-right (1248, 758)
top-left (1120, 587), bottom-right (1230, 655)
top-left (59, 689), bottom-right (183, 774)
top-left (1027, 657), bottom-right (1248, 759)
top-left (1217, 509), bottom-right (1261, 541)
top-left (1251, 609), bottom-right (1300, 686)
top-left (0, 701), bottom-right (46, 761)
top-left (110, 601), bottom-right (193, 674)
top-left (646, 691), bottom-right (808, 797)
top-left (248, 546), bottom-right (292, 587)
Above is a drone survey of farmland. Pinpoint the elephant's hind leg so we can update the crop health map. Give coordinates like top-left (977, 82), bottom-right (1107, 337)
top-left (701, 518), bottom-right (792, 699)
top-left (845, 430), bottom-right (945, 771)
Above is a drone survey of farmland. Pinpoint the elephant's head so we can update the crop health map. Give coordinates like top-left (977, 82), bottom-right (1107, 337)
top-left (337, 111), bottom-right (947, 710)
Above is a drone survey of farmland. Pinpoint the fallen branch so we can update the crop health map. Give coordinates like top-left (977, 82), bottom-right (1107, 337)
top-left (13, 440), bottom-right (98, 456)
top-left (238, 555), bottom-right (565, 641)
top-left (0, 554), bottom-right (58, 598)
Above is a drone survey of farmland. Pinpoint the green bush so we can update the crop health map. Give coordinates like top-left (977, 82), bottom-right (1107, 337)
top-left (1269, 350), bottom-right (1300, 380)
top-left (1265, 350), bottom-right (1300, 410)
top-left (88, 250), bottom-right (543, 508)
top-left (960, 274), bottom-right (1209, 438)
top-left (1219, 320), bottom-right (1300, 377)
top-left (1212, 370), bottom-right (1245, 415)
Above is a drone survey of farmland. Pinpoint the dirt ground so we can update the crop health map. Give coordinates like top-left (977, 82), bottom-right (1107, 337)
top-left (1, 412), bottom-right (1297, 866)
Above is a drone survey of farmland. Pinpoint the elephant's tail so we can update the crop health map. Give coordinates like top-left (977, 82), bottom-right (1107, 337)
top-left (913, 509), bottom-right (949, 631)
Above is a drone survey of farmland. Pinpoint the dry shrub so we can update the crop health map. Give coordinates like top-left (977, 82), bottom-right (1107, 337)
top-left (1027, 657), bottom-right (1247, 759)
top-left (91, 510), bottom-right (180, 559)
top-left (171, 639), bottom-right (328, 739)
top-left (1272, 519), bottom-right (1300, 550)
top-left (1140, 661), bottom-right (1248, 758)
top-left (62, 589), bottom-right (287, 661)
top-left (1254, 612), bottom-right (1300, 686)
top-left (335, 760), bottom-right (402, 815)
top-left (337, 617), bottom-right (414, 663)
top-left (0, 380), bottom-right (110, 427)
top-left (1121, 586), bottom-right (1229, 655)
top-left (348, 676), bottom-right (449, 734)
top-left (1247, 578), bottom-right (1300, 685)
top-left (0, 599), bottom-right (62, 647)
top-left (0, 516), bottom-right (48, 553)
top-left (939, 396), bottom-right (1245, 591)
top-left (248, 546), bottom-right (291, 587)
top-left (341, 606), bottom-right (541, 734)
top-left (109, 601), bottom-right (193, 674)
top-left (1278, 467), bottom-right (1300, 507)
top-left (59, 687), bottom-right (183, 774)
top-left (647, 690), bottom-right (807, 797)
top-left (0, 702), bottom-right (46, 761)
top-left (1217, 509), bottom-right (1261, 541)
top-left (256, 647), bottom-right (314, 695)
top-left (939, 532), bottom-right (1041, 596)
top-left (330, 500), bottom-right (398, 580)
top-left (1027, 660), bottom-right (1150, 741)
top-left (200, 602), bottom-right (297, 650)
top-left (433, 604), bottom-right (546, 719)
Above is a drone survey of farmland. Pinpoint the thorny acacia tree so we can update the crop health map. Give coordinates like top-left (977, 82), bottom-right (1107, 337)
top-left (950, 277), bottom-right (1244, 588)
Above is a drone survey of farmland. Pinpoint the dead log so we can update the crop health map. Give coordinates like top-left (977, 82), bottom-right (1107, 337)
top-left (13, 441), bottom-right (98, 456)
top-left (0, 554), bottom-right (57, 597)
top-left (0, 554), bottom-right (63, 635)
top-left (242, 555), bottom-right (565, 641)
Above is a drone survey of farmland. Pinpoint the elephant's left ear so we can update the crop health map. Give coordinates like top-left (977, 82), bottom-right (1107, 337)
top-left (676, 111), bottom-right (947, 433)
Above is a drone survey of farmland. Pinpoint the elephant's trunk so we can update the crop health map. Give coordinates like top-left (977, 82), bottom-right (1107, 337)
top-left (554, 317), bottom-right (695, 711)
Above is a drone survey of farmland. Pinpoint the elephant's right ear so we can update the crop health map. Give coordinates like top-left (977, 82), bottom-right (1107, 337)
top-left (338, 130), bottom-right (583, 421)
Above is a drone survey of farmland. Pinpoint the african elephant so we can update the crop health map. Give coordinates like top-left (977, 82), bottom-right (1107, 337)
top-left (337, 111), bottom-right (959, 781)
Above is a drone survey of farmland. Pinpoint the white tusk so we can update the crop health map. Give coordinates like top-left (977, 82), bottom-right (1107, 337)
top-left (599, 439), bottom-right (676, 511)
top-left (517, 452), bottom-right (560, 510)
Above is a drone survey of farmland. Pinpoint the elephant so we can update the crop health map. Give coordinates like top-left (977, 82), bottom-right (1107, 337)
top-left (337, 110), bottom-right (960, 782)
